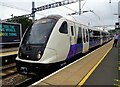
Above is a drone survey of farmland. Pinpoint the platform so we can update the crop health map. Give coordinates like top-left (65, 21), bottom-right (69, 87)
top-left (0, 47), bottom-right (18, 66)
top-left (31, 40), bottom-right (117, 86)
top-left (0, 47), bottom-right (18, 57)
top-left (83, 47), bottom-right (118, 85)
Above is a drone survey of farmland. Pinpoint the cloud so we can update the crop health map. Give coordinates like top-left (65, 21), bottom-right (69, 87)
top-left (0, 0), bottom-right (119, 27)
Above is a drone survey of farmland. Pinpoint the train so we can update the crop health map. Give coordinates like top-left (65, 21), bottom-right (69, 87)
top-left (16, 15), bottom-right (111, 75)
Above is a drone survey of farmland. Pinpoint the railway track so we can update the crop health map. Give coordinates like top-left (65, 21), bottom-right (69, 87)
top-left (15, 77), bottom-right (40, 87)
top-left (0, 63), bottom-right (17, 79)
top-left (1, 63), bottom-right (49, 86)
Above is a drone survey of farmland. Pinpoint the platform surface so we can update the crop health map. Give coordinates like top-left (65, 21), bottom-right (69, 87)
top-left (84, 47), bottom-right (118, 85)
top-left (0, 47), bottom-right (18, 57)
top-left (32, 41), bottom-right (116, 86)
top-left (84, 37), bottom-right (119, 86)
top-left (0, 47), bottom-right (18, 53)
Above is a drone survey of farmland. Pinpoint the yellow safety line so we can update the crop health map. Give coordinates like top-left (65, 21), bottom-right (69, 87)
top-left (118, 61), bottom-right (120, 65)
top-left (77, 46), bottom-right (112, 86)
top-left (0, 51), bottom-right (18, 57)
top-left (118, 67), bottom-right (120, 70)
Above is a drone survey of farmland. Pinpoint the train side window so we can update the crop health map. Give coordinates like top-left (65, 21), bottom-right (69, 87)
top-left (93, 31), bottom-right (100, 36)
top-left (59, 21), bottom-right (68, 34)
top-left (88, 29), bottom-right (93, 40)
top-left (86, 29), bottom-right (88, 42)
top-left (102, 32), bottom-right (105, 38)
top-left (77, 27), bottom-right (82, 43)
top-left (83, 28), bottom-right (86, 42)
top-left (71, 26), bottom-right (74, 36)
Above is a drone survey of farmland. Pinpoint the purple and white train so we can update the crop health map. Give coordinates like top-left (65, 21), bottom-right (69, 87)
top-left (16, 15), bottom-right (111, 75)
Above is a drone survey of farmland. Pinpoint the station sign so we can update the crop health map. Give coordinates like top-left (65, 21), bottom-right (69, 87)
top-left (115, 22), bottom-right (120, 29)
top-left (0, 22), bottom-right (22, 44)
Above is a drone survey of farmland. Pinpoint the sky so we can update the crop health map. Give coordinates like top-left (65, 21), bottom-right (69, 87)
top-left (0, 0), bottom-right (119, 29)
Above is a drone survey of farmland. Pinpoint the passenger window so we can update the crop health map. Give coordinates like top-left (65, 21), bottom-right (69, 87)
top-left (86, 30), bottom-right (88, 42)
top-left (93, 31), bottom-right (100, 36)
top-left (71, 26), bottom-right (74, 36)
top-left (77, 27), bottom-right (82, 43)
top-left (88, 29), bottom-right (93, 41)
top-left (59, 21), bottom-right (68, 34)
top-left (83, 29), bottom-right (86, 42)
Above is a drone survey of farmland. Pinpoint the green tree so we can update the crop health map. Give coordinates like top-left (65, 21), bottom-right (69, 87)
top-left (7, 17), bottom-right (32, 36)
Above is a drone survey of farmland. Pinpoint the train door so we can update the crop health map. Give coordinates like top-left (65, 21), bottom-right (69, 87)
top-left (68, 22), bottom-right (76, 57)
top-left (82, 26), bottom-right (89, 53)
top-left (100, 31), bottom-right (103, 45)
top-left (86, 28), bottom-right (89, 51)
top-left (69, 22), bottom-right (76, 45)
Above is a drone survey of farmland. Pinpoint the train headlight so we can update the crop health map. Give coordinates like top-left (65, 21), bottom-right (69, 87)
top-left (37, 51), bottom-right (41, 59)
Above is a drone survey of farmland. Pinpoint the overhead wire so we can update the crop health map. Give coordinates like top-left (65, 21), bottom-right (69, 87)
top-left (81, 1), bottom-right (104, 26)
top-left (47, 0), bottom-right (69, 15)
top-left (81, 0), bottom-right (102, 25)
top-left (81, 0), bottom-right (87, 9)
top-left (0, 2), bottom-right (30, 12)
top-left (52, 0), bottom-right (101, 26)
top-left (0, 2), bottom-right (46, 17)
top-left (0, 0), bottom-right (105, 26)
top-left (52, 0), bottom-right (78, 13)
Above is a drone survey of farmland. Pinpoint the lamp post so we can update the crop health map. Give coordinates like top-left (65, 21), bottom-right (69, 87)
top-left (118, 1), bottom-right (120, 27)
top-left (32, 2), bottom-right (35, 22)
top-left (79, 0), bottom-right (81, 15)
top-left (114, 1), bottom-right (120, 29)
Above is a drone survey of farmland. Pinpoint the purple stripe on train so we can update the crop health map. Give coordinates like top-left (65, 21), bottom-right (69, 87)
top-left (67, 40), bottom-right (101, 60)
top-left (89, 40), bottom-right (101, 48)
top-left (67, 43), bottom-right (83, 60)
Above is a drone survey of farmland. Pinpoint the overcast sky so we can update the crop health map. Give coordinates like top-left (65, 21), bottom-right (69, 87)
top-left (0, 0), bottom-right (119, 29)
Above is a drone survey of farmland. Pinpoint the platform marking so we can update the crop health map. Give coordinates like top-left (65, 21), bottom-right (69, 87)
top-left (32, 41), bottom-right (113, 86)
top-left (118, 61), bottom-right (120, 65)
top-left (0, 73), bottom-right (6, 76)
top-left (0, 51), bottom-right (18, 57)
top-left (77, 46), bottom-right (112, 86)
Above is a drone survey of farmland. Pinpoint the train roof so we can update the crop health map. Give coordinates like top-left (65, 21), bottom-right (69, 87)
top-left (39, 15), bottom-right (109, 33)
top-left (40, 15), bottom-right (62, 21)
top-left (40, 15), bottom-right (90, 26)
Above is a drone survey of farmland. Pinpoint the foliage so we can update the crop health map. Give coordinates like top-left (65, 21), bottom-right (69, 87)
top-left (6, 17), bottom-right (32, 36)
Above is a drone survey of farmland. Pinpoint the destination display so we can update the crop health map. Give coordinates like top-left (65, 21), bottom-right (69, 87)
top-left (0, 22), bottom-right (21, 44)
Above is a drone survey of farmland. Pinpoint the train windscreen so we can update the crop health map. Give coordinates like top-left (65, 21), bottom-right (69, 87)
top-left (23, 18), bottom-right (57, 45)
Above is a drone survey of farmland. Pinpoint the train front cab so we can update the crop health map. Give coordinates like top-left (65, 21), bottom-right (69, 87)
top-left (15, 16), bottom-right (64, 75)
